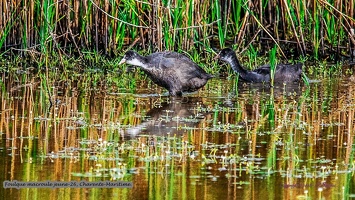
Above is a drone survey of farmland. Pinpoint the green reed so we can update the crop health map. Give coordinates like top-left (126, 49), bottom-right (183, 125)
top-left (284, 0), bottom-right (304, 55)
top-left (128, 0), bottom-right (139, 41)
top-left (171, 0), bottom-right (184, 49)
top-left (0, 8), bottom-right (17, 51)
top-left (269, 45), bottom-right (277, 86)
top-left (0, 0), bottom-right (353, 63)
top-left (246, 45), bottom-right (258, 69)
top-left (38, 0), bottom-right (56, 54)
top-left (313, 2), bottom-right (321, 59)
top-left (214, 0), bottom-right (225, 48)
top-left (230, 0), bottom-right (243, 34)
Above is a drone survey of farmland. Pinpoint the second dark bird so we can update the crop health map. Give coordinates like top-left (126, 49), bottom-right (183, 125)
top-left (216, 48), bottom-right (303, 83)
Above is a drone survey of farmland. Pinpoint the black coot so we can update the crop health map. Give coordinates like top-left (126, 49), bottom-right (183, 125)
top-left (216, 48), bottom-right (302, 83)
top-left (119, 50), bottom-right (213, 96)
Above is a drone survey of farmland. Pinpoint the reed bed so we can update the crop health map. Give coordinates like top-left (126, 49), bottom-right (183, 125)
top-left (0, 0), bottom-right (354, 60)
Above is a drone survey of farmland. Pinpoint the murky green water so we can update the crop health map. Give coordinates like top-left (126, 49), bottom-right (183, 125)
top-left (1, 69), bottom-right (355, 199)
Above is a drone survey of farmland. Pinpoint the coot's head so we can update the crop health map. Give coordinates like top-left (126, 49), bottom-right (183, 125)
top-left (119, 50), bottom-right (145, 67)
top-left (215, 48), bottom-right (236, 63)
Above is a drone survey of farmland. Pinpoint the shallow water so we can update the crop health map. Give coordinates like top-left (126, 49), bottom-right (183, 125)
top-left (1, 69), bottom-right (355, 199)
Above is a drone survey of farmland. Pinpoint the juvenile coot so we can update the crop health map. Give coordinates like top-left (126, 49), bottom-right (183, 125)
top-left (216, 48), bottom-right (302, 83)
top-left (119, 50), bottom-right (213, 96)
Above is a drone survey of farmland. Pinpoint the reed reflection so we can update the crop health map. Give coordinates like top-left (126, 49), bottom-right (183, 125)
top-left (125, 97), bottom-right (211, 137)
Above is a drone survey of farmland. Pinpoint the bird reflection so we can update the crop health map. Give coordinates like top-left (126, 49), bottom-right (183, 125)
top-left (235, 81), bottom-right (305, 100)
top-left (125, 97), bottom-right (211, 137)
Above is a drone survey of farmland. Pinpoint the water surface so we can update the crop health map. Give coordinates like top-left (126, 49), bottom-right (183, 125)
top-left (1, 69), bottom-right (355, 199)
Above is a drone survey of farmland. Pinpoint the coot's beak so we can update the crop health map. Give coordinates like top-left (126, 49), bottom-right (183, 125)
top-left (213, 53), bottom-right (220, 61)
top-left (118, 58), bottom-right (126, 65)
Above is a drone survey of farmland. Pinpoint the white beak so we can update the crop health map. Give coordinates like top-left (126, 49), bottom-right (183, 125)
top-left (118, 58), bottom-right (126, 65)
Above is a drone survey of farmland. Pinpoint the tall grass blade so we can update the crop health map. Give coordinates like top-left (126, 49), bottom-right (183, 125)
top-left (215, 0), bottom-right (225, 48)
top-left (269, 45), bottom-right (277, 87)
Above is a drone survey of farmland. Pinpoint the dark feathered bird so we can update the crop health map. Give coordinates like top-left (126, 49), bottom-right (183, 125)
top-left (216, 48), bottom-right (303, 83)
top-left (119, 50), bottom-right (213, 96)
